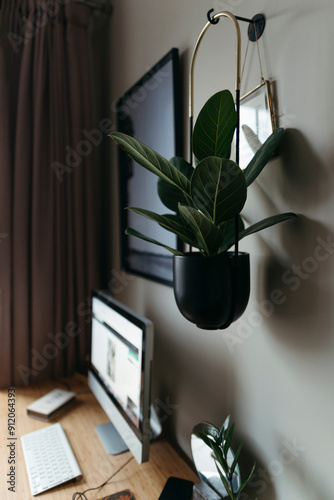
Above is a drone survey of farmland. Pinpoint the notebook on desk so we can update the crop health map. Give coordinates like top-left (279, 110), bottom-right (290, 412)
top-left (26, 388), bottom-right (76, 421)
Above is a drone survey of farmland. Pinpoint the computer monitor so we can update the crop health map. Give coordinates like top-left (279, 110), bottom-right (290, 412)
top-left (117, 48), bottom-right (182, 286)
top-left (88, 290), bottom-right (154, 464)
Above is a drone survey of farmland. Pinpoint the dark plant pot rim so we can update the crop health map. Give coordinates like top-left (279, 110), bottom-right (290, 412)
top-left (173, 251), bottom-right (250, 329)
top-left (174, 251), bottom-right (249, 258)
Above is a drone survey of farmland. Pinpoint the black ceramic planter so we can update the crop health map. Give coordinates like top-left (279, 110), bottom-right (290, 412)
top-left (173, 252), bottom-right (250, 330)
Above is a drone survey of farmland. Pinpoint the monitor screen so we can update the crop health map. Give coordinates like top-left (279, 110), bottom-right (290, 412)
top-left (117, 48), bottom-right (182, 286)
top-left (88, 290), bottom-right (153, 463)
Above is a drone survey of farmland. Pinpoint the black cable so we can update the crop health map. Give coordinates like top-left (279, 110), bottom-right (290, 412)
top-left (72, 456), bottom-right (134, 500)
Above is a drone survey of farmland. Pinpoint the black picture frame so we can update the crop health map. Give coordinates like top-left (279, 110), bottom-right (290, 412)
top-left (117, 48), bottom-right (182, 286)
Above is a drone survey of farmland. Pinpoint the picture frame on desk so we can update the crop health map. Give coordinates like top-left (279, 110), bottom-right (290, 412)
top-left (117, 48), bottom-right (183, 286)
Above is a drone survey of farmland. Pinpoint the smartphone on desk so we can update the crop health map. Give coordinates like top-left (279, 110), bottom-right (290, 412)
top-left (158, 477), bottom-right (194, 500)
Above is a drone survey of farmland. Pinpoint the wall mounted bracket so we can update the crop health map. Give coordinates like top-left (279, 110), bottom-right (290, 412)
top-left (247, 14), bottom-right (266, 41)
top-left (207, 9), bottom-right (266, 41)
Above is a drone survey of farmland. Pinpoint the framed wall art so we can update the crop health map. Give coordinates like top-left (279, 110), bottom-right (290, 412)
top-left (239, 80), bottom-right (276, 169)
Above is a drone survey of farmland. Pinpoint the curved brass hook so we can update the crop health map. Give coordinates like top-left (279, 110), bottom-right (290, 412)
top-left (188, 10), bottom-right (242, 259)
top-left (189, 11), bottom-right (241, 120)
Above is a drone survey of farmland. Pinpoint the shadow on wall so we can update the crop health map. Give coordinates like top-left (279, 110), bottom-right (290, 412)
top-left (236, 424), bottom-right (328, 500)
top-left (287, 449), bottom-right (334, 500)
top-left (244, 129), bottom-right (331, 220)
top-left (238, 443), bottom-right (278, 500)
top-left (261, 216), bottom-right (333, 352)
top-left (151, 320), bottom-right (236, 453)
top-left (264, 429), bottom-right (333, 500)
top-left (249, 129), bottom-right (334, 352)
top-left (151, 315), bottom-right (277, 500)
top-left (279, 129), bottom-right (332, 209)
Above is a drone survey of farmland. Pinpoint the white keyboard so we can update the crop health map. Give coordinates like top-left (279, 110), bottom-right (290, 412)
top-left (21, 423), bottom-right (82, 496)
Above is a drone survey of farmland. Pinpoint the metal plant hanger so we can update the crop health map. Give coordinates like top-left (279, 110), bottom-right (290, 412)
top-left (189, 9), bottom-right (266, 251)
top-left (184, 10), bottom-right (266, 329)
top-left (110, 9), bottom-right (295, 330)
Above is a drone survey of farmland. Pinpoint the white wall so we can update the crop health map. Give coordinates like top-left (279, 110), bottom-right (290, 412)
top-left (109, 1), bottom-right (334, 499)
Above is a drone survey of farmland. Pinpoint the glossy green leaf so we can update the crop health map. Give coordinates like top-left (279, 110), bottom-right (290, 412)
top-left (191, 157), bottom-right (247, 225)
top-left (205, 426), bottom-right (220, 440)
top-left (215, 462), bottom-right (234, 499)
top-left (220, 213), bottom-right (297, 252)
top-left (178, 204), bottom-right (225, 256)
top-left (237, 463), bottom-right (256, 496)
top-left (126, 207), bottom-right (198, 248)
top-left (193, 90), bottom-right (237, 161)
top-left (209, 441), bottom-right (229, 475)
top-left (218, 416), bottom-right (230, 445)
top-left (110, 132), bottom-right (191, 196)
top-left (223, 423), bottom-right (235, 456)
top-left (125, 227), bottom-right (183, 256)
top-left (244, 128), bottom-right (284, 187)
top-left (229, 441), bottom-right (243, 481)
top-left (221, 415), bottom-right (230, 433)
top-left (198, 432), bottom-right (215, 450)
top-left (238, 213), bottom-right (296, 242)
top-left (198, 418), bottom-right (257, 500)
top-left (157, 157), bottom-right (194, 212)
top-left (169, 156), bottom-right (195, 179)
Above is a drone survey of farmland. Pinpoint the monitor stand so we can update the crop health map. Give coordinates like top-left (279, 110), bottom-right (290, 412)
top-left (96, 422), bottom-right (128, 455)
top-left (96, 404), bottom-right (162, 455)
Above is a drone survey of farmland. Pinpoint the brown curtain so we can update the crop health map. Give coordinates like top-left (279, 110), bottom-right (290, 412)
top-left (0, 0), bottom-right (104, 387)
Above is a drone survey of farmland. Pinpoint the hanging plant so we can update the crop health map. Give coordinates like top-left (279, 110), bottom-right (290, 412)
top-left (110, 89), bottom-right (296, 329)
top-left (110, 90), bottom-right (295, 258)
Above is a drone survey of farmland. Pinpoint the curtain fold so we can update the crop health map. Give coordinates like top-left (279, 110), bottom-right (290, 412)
top-left (0, 0), bottom-right (103, 387)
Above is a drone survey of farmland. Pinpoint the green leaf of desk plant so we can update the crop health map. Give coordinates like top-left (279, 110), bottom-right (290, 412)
top-left (237, 463), bottom-right (256, 497)
top-left (191, 157), bottom-right (247, 225)
top-left (157, 157), bottom-right (194, 212)
top-left (215, 463), bottom-right (234, 499)
top-left (192, 90), bottom-right (237, 161)
top-left (210, 441), bottom-right (230, 476)
top-left (205, 426), bottom-right (220, 440)
top-left (199, 432), bottom-right (232, 497)
top-left (178, 204), bottom-right (225, 256)
top-left (221, 415), bottom-right (231, 434)
top-left (110, 132), bottom-right (191, 197)
top-left (229, 441), bottom-right (243, 481)
top-left (218, 416), bottom-right (230, 446)
top-left (126, 207), bottom-right (198, 248)
top-left (243, 128), bottom-right (284, 187)
top-left (199, 420), bottom-right (257, 500)
top-left (223, 423), bottom-right (235, 456)
top-left (220, 213), bottom-right (297, 252)
top-left (198, 432), bottom-right (215, 450)
top-left (125, 227), bottom-right (183, 256)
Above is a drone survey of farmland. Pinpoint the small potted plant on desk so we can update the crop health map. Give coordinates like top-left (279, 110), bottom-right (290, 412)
top-left (192, 416), bottom-right (257, 500)
top-left (110, 90), bottom-right (296, 330)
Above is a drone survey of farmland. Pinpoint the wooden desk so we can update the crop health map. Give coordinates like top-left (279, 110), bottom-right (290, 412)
top-left (0, 376), bottom-right (198, 499)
